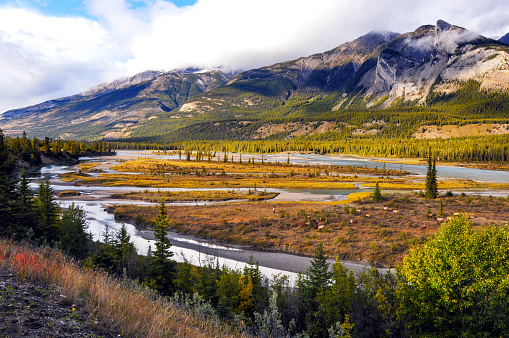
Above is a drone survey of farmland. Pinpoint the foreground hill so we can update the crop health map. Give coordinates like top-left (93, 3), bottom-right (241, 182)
top-left (2, 20), bottom-right (509, 141)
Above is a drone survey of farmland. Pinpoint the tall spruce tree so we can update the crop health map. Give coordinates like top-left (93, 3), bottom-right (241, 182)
top-left (425, 149), bottom-right (438, 199)
top-left (372, 182), bottom-right (382, 202)
top-left (298, 242), bottom-right (332, 337)
top-left (147, 199), bottom-right (177, 295)
top-left (112, 222), bottom-right (136, 274)
top-left (13, 169), bottom-right (38, 240)
top-left (35, 179), bottom-right (60, 244)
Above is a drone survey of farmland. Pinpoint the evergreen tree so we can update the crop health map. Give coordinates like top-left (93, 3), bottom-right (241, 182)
top-left (35, 179), bottom-right (60, 244)
top-left (111, 222), bottom-right (136, 273)
top-left (60, 203), bottom-right (90, 259)
top-left (431, 154), bottom-right (438, 197)
top-left (306, 243), bottom-right (332, 299)
top-left (372, 182), bottom-right (382, 202)
top-left (315, 259), bottom-right (355, 336)
top-left (425, 149), bottom-right (438, 199)
top-left (0, 129), bottom-right (16, 238)
top-left (244, 254), bottom-right (266, 310)
top-left (101, 223), bottom-right (112, 245)
top-left (92, 223), bottom-right (117, 272)
top-left (13, 169), bottom-right (37, 240)
top-left (147, 199), bottom-right (177, 295)
top-left (298, 242), bottom-right (332, 337)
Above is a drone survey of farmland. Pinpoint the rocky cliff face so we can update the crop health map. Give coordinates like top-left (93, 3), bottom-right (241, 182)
top-left (228, 30), bottom-right (398, 96)
top-left (357, 20), bottom-right (509, 107)
top-left (170, 31), bottom-right (398, 117)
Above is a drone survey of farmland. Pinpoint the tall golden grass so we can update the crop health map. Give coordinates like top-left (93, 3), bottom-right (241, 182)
top-left (0, 238), bottom-right (244, 338)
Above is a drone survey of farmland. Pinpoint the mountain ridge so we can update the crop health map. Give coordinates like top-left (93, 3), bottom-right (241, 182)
top-left (2, 20), bottom-right (509, 141)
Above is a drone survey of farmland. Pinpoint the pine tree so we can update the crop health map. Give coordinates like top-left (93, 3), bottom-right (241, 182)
top-left (147, 199), bottom-right (176, 295)
top-left (111, 222), bottom-right (136, 273)
top-left (244, 255), bottom-right (267, 313)
top-left (372, 182), bottom-right (382, 202)
top-left (298, 243), bottom-right (332, 306)
top-left (425, 149), bottom-right (438, 199)
top-left (13, 169), bottom-right (37, 240)
top-left (0, 129), bottom-right (16, 238)
top-left (307, 243), bottom-right (332, 296)
top-left (298, 242), bottom-right (332, 337)
top-left (35, 179), bottom-right (60, 243)
top-left (60, 203), bottom-right (90, 259)
top-left (431, 154), bottom-right (438, 198)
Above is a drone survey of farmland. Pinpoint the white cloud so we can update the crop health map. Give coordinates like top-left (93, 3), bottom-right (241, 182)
top-left (2, 0), bottom-right (509, 114)
top-left (0, 6), bottom-right (122, 113)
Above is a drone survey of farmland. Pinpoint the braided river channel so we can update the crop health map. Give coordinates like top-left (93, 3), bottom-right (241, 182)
top-left (27, 150), bottom-right (509, 283)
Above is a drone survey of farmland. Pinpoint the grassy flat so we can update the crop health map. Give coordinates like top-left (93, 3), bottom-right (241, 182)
top-left (109, 193), bottom-right (509, 267)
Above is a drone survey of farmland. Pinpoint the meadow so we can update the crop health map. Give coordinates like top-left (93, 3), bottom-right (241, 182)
top-left (109, 193), bottom-right (509, 267)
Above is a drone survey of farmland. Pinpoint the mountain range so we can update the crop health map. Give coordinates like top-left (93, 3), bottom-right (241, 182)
top-left (2, 20), bottom-right (509, 141)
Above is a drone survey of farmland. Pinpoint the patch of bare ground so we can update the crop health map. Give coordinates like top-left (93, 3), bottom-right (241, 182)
top-left (109, 193), bottom-right (509, 267)
top-left (413, 123), bottom-right (509, 139)
top-left (253, 121), bottom-right (340, 139)
top-left (0, 269), bottom-right (121, 338)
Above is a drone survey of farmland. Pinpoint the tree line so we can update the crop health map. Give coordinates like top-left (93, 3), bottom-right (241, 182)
top-left (110, 133), bottom-right (509, 163)
top-left (3, 130), bottom-right (112, 170)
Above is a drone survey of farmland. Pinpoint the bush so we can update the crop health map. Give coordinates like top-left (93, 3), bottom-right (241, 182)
top-left (398, 216), bottom-right (509, 336)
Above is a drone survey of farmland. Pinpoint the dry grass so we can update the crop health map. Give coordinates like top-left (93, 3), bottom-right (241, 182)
top-left (0, 238), bottom-right (244, 338)
top-left (110, 193), bottom-right (509, 267)
top-left (112, 190), bottom-right (279, 202)
top-left (69, 172), bottom-right (360, 190)
top-left (110, 158), bottom-right (407, 176)
top-left (78, 162), bottom-right (101, 171)
top-left (362, 180), bottom-right (509, 190)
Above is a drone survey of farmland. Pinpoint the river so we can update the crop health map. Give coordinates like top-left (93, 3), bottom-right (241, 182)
top-left (27, 150), bottom-right (509, 283)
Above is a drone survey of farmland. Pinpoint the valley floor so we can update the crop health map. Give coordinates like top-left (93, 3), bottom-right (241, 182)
top-left (53, 151), bottom-right (509, 267)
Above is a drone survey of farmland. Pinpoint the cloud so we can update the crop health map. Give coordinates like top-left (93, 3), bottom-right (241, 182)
top-left (79, 0), bottom-right (509, 74)
top-left (0, 6), bottom-right (122, 113)
top-left (2, 0), bottom-right (509, 114)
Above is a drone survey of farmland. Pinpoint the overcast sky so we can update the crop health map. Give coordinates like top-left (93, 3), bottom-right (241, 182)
top-left (1, 0), bottom-right (509, 114)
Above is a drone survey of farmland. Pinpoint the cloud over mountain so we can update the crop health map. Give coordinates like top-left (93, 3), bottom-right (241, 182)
top-left (1, 0), bottom-right (509, 113)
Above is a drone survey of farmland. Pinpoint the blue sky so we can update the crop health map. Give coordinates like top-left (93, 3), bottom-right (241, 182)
top-left (0, 0), bottom-right (198, 17)
top-left (1, 0), bottom-right (509, 114)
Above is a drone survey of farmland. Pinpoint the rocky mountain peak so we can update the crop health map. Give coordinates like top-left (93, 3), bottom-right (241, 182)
top-left (361, 30), bottom-right (398, 43)
top-left (436, 19), bottom-right (452, 32)
top-left (499, 33), bottom-right (509, 45)
top-left (434, 19), bottom-right (479, 53)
